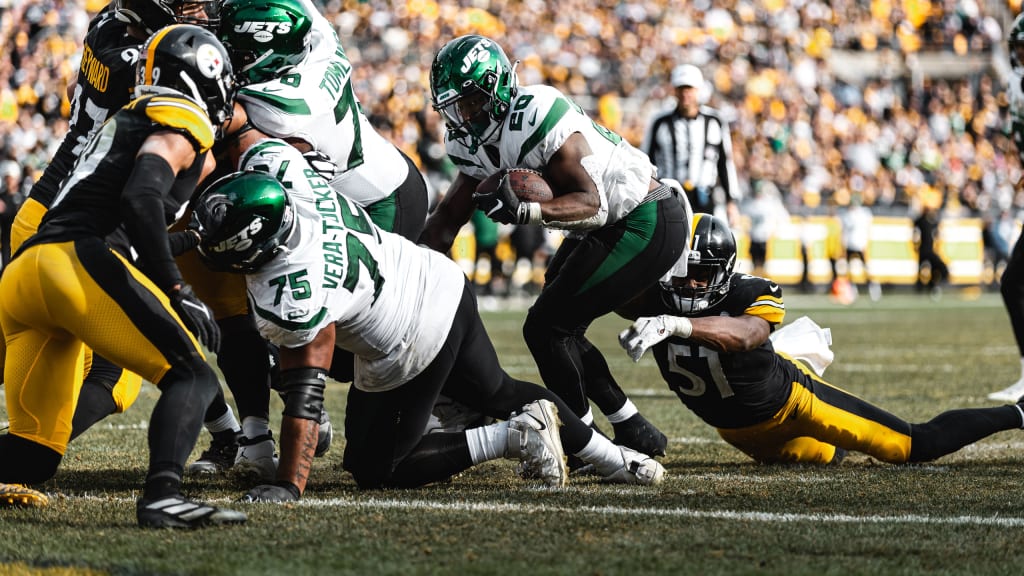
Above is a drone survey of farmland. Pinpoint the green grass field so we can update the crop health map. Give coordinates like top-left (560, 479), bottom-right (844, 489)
top-left (3, 290), bottom-right (1024, 575)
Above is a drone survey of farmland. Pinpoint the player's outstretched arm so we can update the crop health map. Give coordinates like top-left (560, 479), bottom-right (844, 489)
top-left (244, 326), bottom-right (335, 502)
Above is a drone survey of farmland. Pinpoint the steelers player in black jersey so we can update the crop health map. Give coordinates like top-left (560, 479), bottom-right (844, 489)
top-left (617, 213), bottom-right (1024, 465)
top-left (0, 24), bottom-right (246, 528)
top-left (10, 0), bottom-right (238, 448)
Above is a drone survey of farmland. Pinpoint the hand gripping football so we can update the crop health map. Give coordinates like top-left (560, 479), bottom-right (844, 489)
top-left (477, 168), bottom-right (554, 203)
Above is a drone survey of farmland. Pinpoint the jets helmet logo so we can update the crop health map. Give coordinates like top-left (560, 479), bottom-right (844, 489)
top-left (232, 20), bottom-right (295, 42)
top-left (210, 217), bottom-right (264, 254)
top-left (461, 39), bottom-right (493, 73)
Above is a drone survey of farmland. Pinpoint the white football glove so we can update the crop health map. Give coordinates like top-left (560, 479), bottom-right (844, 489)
top-left (618, 315), bottom-right (693, 362)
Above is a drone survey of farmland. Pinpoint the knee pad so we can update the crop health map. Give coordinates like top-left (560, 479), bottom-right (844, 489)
top-left (0, 434), bottom-right (62, 484)
top-left (279, 367), bottom-right (327, 421)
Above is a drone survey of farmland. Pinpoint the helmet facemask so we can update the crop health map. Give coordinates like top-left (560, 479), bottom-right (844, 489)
top-left (660, 261), bottom-right (733, 314)
top-left (430, 35), bottom-right (518, 153)
top-left (660, 213), bottom-right (736, 315)
top-left (115, 0), bottom-right (221, 34)
top-left (174, 0), bottom-right (221, 30)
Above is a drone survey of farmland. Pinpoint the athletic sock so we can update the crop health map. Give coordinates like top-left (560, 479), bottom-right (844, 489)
top-left (241, 416), bottom-right (271, 440)
top-left (465, 421), bottom-right (510, 464)
top-left (605, 399), bottom-right (638, 424)
top-left (580, 407), bottom-right (595, 426)
top-left (574, 431), bottom-right (624, 475)
top-left (205, 405), bottom-right (241, 435)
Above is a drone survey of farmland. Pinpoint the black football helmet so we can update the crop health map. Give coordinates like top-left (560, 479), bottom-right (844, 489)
top-left (660, 213), bottom-right (736, 314)
top-left (192, 170), bottom-right (295, 273)
top-left (115, 0), bottom-right (221, 34)
top-left (135, 24), bottom-right (236, 134)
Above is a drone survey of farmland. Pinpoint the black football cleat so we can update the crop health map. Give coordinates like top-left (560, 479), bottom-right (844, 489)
top-left (137, 495), bottom-right (247, 529)
top-left (612, 413), bottom-right (668, 457)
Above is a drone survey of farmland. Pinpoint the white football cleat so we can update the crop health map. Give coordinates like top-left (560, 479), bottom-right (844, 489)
top-left (507, 399), bottom-right (568, 487)
top-left (988, 379), bottom-right (1024, 403)
top-left (232, 433), bottom-right (278, 483)
top-left (600, 446), bottom-right (665, 486)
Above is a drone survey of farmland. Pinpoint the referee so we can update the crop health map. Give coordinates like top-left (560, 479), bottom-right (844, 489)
top-left (642, 64), bottom-right (741, 221)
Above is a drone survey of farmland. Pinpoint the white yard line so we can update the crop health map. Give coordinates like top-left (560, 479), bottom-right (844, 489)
top-left (294, 497), bottom-right (1024, 527)
top-left (67, 493), bottom-right (1024, 527)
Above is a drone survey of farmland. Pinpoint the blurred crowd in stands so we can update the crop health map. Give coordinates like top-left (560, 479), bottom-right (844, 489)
top-left (0, 0), bottom-right (1021, 288)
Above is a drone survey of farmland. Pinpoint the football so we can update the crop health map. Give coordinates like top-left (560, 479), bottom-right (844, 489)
top-left (477, 168), bottom-right (554, 203)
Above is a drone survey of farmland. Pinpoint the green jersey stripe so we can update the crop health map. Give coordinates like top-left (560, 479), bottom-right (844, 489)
top-left (252, 301), bottom-right (330, 331)
top-left (240, 140), bottom-right (289, 170)
top-left (577, 201), bottom-right (658, 294)
top-left (516, 97), bottom-right (571, 165)
top-left (240, 89), bottom-right (312, 115)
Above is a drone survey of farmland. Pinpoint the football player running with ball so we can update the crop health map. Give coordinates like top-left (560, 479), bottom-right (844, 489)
top-left (989, 12), bottom-right (1024, 403)
top-left (618, 214), bottom-right (1024, 465)
top-left (0, 25), bottom-right (245, 528)
top-left (189, 128), bottom-right (666, 501)
top-left (422, 35), bottom-right (690, 462)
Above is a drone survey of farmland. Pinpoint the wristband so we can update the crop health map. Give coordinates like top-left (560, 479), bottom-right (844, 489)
top-left (667, 316), bottom-right (693, 339)
top-left (522, 202), bottom-right (542, 225)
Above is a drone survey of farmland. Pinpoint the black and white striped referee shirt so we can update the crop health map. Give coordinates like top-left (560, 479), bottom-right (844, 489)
top-left (641, 105), bottom-right (740, 207)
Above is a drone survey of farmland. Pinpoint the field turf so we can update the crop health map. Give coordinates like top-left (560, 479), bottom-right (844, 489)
top-left (2, 290), bottom-right (1023, 575)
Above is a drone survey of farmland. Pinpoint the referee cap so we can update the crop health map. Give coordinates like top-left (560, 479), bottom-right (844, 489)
top-left (671, 64), bottom-right (703, 88)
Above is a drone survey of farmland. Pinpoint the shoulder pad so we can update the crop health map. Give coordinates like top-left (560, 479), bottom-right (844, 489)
top-left (730, 274), bottom-right (784, 325)
top-left (137, 95), bottom-right (215, 152)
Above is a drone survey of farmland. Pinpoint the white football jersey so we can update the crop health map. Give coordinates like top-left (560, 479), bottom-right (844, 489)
top-left (238, 139), bottom-right (464, 391)
top-left (236, 5), bottom-right (407, 207)
top-left (1011, 68), bottom-right (1024, 165)
top-left (444, 84), bottom-right (656, 228)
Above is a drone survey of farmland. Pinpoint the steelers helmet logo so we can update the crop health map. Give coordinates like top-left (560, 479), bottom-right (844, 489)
top-left (195, 43), bottom-right (225, 79)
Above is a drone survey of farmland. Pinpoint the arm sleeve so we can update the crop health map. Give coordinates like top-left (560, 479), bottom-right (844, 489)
top-left (120, 153), bottom-right (183, 292)
top-left (168, 229), bottom-right (201, 256)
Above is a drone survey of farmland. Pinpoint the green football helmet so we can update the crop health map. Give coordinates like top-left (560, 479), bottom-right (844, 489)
top-left (430, 35), bottom-right (518, 152)
top-left (192, 171), bottom-right (295, 273)
top-left (217, 0), bottom-right (313, 85)
top-left (1010, 12), bottom-right (1024, 73)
